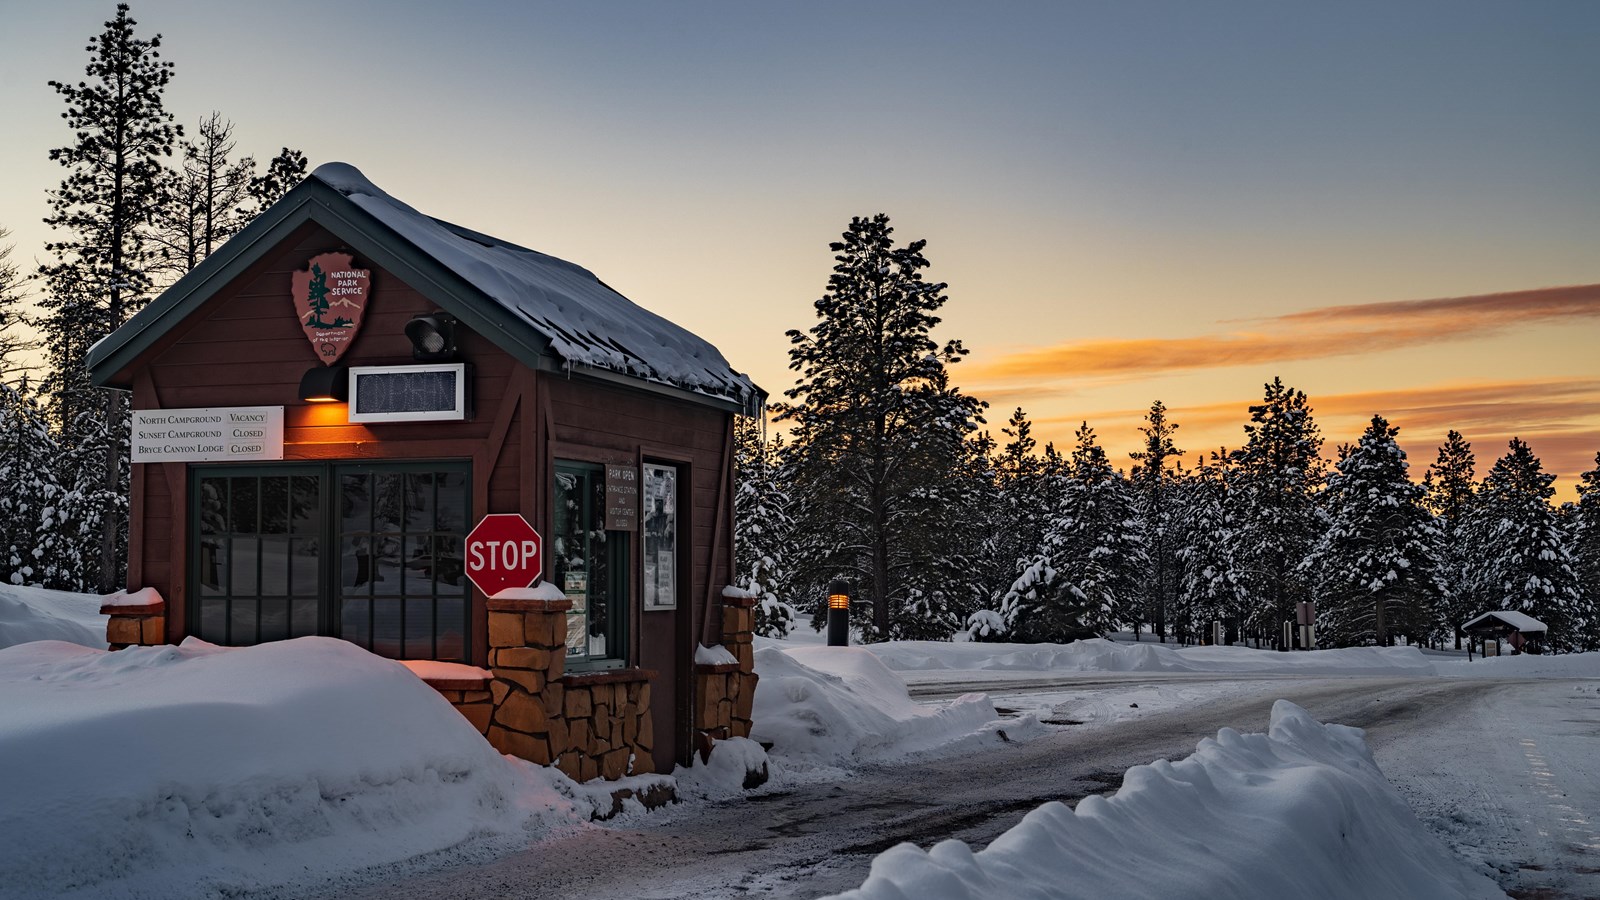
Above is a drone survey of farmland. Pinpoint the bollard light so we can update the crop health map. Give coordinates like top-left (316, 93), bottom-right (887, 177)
top-left (827, 579), bottom-right (851, 646)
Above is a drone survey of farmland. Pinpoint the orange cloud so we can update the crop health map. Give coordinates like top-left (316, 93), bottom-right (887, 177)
top-left (968, 283), bottom-right (1600, 383)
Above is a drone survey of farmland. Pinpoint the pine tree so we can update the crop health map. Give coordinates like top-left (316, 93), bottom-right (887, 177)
top-left (734, 413), bottom-right (797, 638)
top-left (150, 111), bottom-right (254, 285)
top-left (1129, 400), bottom-right (1184, 641)
top-left (778, 214), bottom-right (984, 640)
top-left (248, 147), bottom-right (309, 212)
top-left (1173, 450), bottom-right (1248, 644)
top-left (1302, 416), bottom-right (1443, 647)
top-left (0, 380), bottom-right (63, 586)
top-left (1422, 430), bottom-right (1478, 647)
top-left (39, 3), bottom-right (178, 593)
top-left (1572, 453), bottom-right (1600, 639)
top-left (1232, 378), bottom-right (1325, 648)
top-left (0, 230), bottom-right (36, 377)
top-left (1465, 439), bottom-right (1586, 652)
top-left (1001, 423), bottom-right (1145, 642)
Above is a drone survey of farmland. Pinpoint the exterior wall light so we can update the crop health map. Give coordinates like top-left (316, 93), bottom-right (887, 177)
top-left (405, 312), bottom-right (457, 362)
top-left (298, 365), bottom-right (348, 403)
top-left (827, 579), bottom-right (851, 647)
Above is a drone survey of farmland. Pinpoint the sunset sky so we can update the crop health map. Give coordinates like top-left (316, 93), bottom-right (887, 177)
top-left (4, 1), bottom-right (1597, 499)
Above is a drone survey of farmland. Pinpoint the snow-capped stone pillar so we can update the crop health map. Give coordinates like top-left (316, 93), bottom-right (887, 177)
top-left (100, 588), bottom-right (167, 650)
top-left (693, 587), bottom-right (759, 757)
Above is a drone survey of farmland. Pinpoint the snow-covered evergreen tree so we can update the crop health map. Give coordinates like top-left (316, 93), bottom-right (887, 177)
top-left (1302, 416), bottom-right (1443, 647)
top-left (1564, 452), bottom-right (1600, 648)
top-left (733, 413), bottom-right (798, 638)
top-left (965, 408), bottom-right (1049, 639)
top-left (1465, 439), bottom-right (1587, 652)
top-left (1173, 450), bottom-right (1248, 644)
top-left (39, 3), bottom-right (178, 593)
top-left (1001, 423), bottom-right (1145, 642)
top-left (778, 214), bottom-right (985, 641)
top-left (1129, 400), bottom-right (1184, 641)
top-left (0, 380), bottom-right (62, 586)
top-left (1232, 378), bottom-right (1325, 647)
top-left (1422, 430), bottom-right (1478, 647)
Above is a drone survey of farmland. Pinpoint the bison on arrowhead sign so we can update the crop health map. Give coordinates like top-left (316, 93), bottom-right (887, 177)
top-left (291, 252), bottom-right (371, 364)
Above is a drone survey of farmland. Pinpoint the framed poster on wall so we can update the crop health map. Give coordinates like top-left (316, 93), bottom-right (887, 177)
top-left (642, 464), bottom-right (677, 610)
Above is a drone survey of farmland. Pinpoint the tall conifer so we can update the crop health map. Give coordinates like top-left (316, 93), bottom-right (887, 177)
top-left (1302, 416), bottom-right (1443, 646)
top-left (1233, 378), bottom-right (1324, 647)
top-left (778, 214), bottom-right (984, 639)
top-left (39, 3), bottom-right (178, 592)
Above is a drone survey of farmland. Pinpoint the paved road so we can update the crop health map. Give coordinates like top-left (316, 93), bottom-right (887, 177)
top-left (326, 675), bottom-right (1591, 900)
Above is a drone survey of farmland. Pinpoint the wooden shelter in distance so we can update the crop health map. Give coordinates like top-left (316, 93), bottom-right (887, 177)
top-left (1461, 610), bottom-right (1547, 658)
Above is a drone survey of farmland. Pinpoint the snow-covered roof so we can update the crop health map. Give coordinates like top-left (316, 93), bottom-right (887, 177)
top-left (311, 163), bottom-right (760, 411)
top-left (1461, 610), bottom-right (1547, 633)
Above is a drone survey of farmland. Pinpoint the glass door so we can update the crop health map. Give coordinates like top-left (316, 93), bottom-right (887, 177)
top-left (192, 461), bottom-right (471, 661)
top-left (195, 468), bottom-right (323, 646)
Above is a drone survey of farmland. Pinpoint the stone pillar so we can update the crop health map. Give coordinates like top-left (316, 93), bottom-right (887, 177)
top-left (484, 593), bottom-right (658, 782)
top-left (694, 592), bottom-right (759, 755)
top-left (484, 596), bottom-right (570, 766)
top-left (101, 589), bottom-right (167, 650)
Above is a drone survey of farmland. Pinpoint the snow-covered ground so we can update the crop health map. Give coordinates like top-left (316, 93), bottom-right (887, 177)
top-left (822, 700), bottom-right (1504, 900)
top-left (0, 584), bottom-right (106, 651)
top-left (3, 588), bottom-right (1596, 898)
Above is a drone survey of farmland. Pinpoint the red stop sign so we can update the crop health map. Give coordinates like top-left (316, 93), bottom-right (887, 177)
top-left (465, 513), bottom-right (543, 597)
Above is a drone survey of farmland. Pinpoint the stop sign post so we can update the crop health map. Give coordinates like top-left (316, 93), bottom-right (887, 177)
top-left (465, 513), bottom-right (543, 597)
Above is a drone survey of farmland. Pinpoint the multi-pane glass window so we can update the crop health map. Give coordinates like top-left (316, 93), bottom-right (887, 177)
top-left (196, 472), bottom-right (323, 645)
top-left (338, 466), bottom-right (470, 661)
top-left (553, 462), bottom-right (629, 667)
top-left (194, 462), bottom-right (471, 661)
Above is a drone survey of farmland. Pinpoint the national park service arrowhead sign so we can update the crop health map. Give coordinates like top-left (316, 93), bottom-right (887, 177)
top-left (291, 252), bottom-right (371, 364)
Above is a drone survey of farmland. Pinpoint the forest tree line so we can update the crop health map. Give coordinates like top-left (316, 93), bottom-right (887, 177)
top-left (0, 4), bottom-right (307, 594)
top-left (734, 215), bottom-right (1600, 653)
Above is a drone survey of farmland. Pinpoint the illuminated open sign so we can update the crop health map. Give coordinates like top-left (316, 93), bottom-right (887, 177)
top-left (347, 363), bottom-right (471, 423)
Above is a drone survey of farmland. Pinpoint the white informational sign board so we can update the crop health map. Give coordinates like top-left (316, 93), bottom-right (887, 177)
top-left (131, 407), bottom-right (285, 463)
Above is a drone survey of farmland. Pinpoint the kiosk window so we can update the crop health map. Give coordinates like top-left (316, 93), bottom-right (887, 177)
top-left (193, 462), bottom-right (470, 661)
top-left (553, 462), bottom-right (629, 668)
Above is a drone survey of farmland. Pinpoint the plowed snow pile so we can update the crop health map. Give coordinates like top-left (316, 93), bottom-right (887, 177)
top-left (751, 646), bottom-right (1036, 764)
top-left (0, 637), bottom-right (593, 899)
top-left (823, 700), bottom-right (1505, 900)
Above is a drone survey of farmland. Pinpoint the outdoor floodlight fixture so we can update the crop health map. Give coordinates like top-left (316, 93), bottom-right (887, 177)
top-left (405, 312), bottom-right (458, 362)
top-left (827, 579), bottom-right (851, 647)
top-left (298, 365), bottom-right (349, 403)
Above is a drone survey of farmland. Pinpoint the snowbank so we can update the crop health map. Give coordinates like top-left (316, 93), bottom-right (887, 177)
top-left (0, 637), bottom-right (591, 898)
top-left (824, 701), bottom-right (1504, 900)
top-left (751, 646), bottom-right (1035, 764)
top-left (860, 638), bottom-right (1438, 676)
top-left (0, 584), bottom-right (106, 651)
top-left (1433, 651), bottom-right (1600, 678)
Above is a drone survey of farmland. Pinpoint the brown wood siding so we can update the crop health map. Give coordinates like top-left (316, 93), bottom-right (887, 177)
top-left (543, 375), bottom-right (733, 771)
top-left (130, 223), bottom-right (526, 661)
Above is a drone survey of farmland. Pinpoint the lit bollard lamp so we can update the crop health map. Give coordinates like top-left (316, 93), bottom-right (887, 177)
top-left (827, 579), bottom-right (851, 647)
